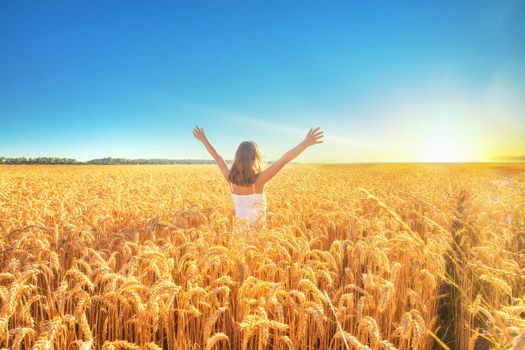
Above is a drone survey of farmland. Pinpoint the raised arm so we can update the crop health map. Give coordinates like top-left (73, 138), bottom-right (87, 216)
top-left (257, 127), bottom-right (324, 185)
top-left (193, 125), bottom-right (230, 181)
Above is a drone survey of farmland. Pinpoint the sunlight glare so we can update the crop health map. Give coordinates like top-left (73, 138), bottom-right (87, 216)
top-left (419, 133), bottom-right (469, 162)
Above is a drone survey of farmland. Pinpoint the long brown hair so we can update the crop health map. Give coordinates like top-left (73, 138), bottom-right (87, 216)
top-left (228, 141), bottom-right (262, 186)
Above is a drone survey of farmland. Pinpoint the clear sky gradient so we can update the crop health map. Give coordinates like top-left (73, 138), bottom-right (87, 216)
top-left (1, 1), bottom-right (524, 162)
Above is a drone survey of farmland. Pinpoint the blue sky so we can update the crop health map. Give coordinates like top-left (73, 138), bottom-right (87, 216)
top-left (1, 0), bottom-right (524, 162)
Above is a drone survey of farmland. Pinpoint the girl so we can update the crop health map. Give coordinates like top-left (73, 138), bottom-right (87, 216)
top-left (193, 125), bottom-right (324, 228)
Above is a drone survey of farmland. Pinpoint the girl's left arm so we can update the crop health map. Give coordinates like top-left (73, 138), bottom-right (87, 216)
top-left (193, 125), bottom-right (230, 181)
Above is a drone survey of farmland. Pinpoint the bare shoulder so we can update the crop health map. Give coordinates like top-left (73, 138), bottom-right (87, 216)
top-left (255, 159), bottom-right (285, 186)
top-left (254, 174), bottom-right (267, 193)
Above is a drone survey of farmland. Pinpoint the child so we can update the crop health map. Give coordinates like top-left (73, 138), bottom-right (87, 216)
top-left (194, 126), bottom-right (323, 282)
top-left (193, 125), bottom-right (324, 228)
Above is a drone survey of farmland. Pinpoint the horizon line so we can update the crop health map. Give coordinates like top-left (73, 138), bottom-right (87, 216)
top-left (1, 155), bottom-right (524, 165)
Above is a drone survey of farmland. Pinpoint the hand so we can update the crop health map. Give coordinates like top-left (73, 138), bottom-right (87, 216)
top-left (193, 125), bottom-right (207, 143)
top-left (303, 127), bottom-right (324, 146)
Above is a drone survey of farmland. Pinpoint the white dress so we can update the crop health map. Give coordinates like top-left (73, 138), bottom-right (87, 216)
top-left (230, 182), bottom-right (267, 227)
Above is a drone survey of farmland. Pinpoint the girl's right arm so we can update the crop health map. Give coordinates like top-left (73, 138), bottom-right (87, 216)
top-left (193, 125), bottom-right (230, 181)
top-left (257, 127), bottom-right (324, 184)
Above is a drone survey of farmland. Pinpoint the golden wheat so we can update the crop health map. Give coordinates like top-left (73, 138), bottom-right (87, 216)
top-left (0, 163), bottom-right (523, 349)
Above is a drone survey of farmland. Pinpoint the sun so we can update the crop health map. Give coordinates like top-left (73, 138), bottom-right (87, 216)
top-left (418, 133), bottom-right (471, 162)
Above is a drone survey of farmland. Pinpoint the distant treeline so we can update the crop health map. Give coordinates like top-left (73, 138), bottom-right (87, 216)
top-left (0, 157), bottom-right (80, 164)
top-left (0, 156), bottom-right (218, 165)
top-left (87, 157), bottom-right (216, 165)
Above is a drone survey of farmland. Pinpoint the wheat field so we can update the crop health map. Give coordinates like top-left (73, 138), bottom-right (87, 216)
top-left (0, 164), bottom-right (524, 350)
